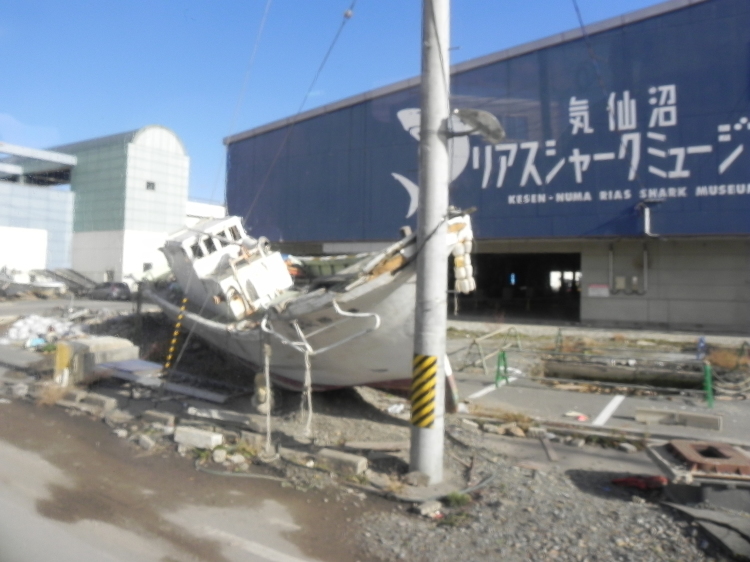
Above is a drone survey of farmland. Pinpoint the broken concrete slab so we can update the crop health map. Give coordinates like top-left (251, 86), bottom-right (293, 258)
top-left (365, 469), bottom-right (393, 490)
top-left (138, 434), bottom-right (156, 451)
top-left (507, 426), bottom-right (526, 438)
top-left (104, 409), bottom-right (134, 427)
top-left (96, 359), bottom-right (163, 388)
top-left (664, 504), bottom-right (750, 537)
top-left (343, 441), bottom-right (409, 452)
top-left (635, 408), bottom-right (722, 431)
top-left (527, 427), bottom-right (547, 439)
top-left (316, 448), bottom-right (367, 477)
top-left (63, 388), bottom-right (87, 402)
top-left (185, 406), bottom-right (263, 431)
top-left (698, 521), bottom-right (750, 559)
top-left (56, 400), bottom-right (103, 417)
top-left (227, 453), bottom-right (246, 464)
top-left (240, 431), bottom-right (266, 452)
top-left (0, 346), bottom-right (53, 372)
top-left (81, 393), bottom-right (117, 412)
top-left (278, 446), bottom-right (314, 467)
top-left (142, 410), bottom-right (176, 427)
top-left (10, 383), bottom-right (28, 398)
top-left (415, 500), bottom-right (442, 517)
top-left (173, 426), bottom-right (223, 450)
top-left (55, 337), bottom-right (139, 385)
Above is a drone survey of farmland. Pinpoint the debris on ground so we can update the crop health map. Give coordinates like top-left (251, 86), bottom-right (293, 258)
top-left (1, 305), bottom-right (746, 560)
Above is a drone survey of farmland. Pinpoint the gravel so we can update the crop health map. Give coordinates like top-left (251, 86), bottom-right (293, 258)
top-left (355, 435), bottom-right (725, 561)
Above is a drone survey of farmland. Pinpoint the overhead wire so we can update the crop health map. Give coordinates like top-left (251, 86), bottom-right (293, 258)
top-left (570, 0), bottom-right (649, 198)
top-left (209, 0), bottom-right (274, 205)
top-left (243, 1), bottom-right (358, 222)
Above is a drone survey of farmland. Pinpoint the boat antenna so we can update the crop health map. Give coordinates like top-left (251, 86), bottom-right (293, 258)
top-left (243, 0), bottom-right (358, 223)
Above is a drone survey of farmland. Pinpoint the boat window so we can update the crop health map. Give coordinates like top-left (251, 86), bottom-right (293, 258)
top-left (229, 226), bottom-right (241, 241)
top-left (190, 242), bottom-right (204, 259)
top-left (218, 231), bottom-right (230, 247)
top-left (204, 237), bottom-right (217, 253)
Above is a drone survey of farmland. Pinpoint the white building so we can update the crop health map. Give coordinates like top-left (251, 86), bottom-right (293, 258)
top-left (1, 126), bottom-right (225, 284)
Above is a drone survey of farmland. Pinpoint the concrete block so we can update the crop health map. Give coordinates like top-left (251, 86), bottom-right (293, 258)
top-left (527, 427), bottom-right (547, 439)
top-left (415, 500), bottom-right (442, 517)
top-left (173, 426), bottom-right (223, 450)
top-left (57, 400), bottom-right (103, 416)
top-left (635, 408), bottom-right (722, 431)
top-left (227, 453), bottom-right (246, 464)
top-left (316, 448), bottom-right (367, 476)
top-left (507, 426), bottom-right (526, 438)
top-left (142, 410), bottom-right (176, 427)
top-left (11, 383), bottom-right (28, 398)
top-left (185, 406), bottom-right (263, 431)
top-left (82, 393), bottom-right (118, 412)
top-left (278, 446), bottom-right (314, 467)
top-left (240, 431), bottom-right (266, 452)
top-left (63, 389), bottom-right (88, 403)
top-left (0, 347), bottom-right (54, 372)
top-left (56, 337), bottom-right (139, 385)
top-left (138, 434), bottom-right (156, 451)
top-left (104, 409), bottom-right (134, 427)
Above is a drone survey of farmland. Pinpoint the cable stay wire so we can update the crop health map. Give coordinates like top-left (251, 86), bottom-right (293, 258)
top-left (243, 0), bottom-right (357, 223)
top-left (209, 0), bottom-right (274, 204)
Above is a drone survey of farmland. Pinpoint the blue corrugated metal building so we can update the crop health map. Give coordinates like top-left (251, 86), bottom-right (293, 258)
top-left (225, 0), bottom-right (750, 333)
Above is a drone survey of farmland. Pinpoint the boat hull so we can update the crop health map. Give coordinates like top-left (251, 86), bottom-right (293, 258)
top-left (147, 266), bottom-right (418, 390)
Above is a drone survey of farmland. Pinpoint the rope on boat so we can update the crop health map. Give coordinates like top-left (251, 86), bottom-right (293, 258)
top-left (259, 342), bottom-right (279, 462)
top-left (301, 349), bottom-right (314, 438)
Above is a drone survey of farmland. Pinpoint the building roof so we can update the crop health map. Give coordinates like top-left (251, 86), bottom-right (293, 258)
top-left (224, 0), bottom-right (710, 146)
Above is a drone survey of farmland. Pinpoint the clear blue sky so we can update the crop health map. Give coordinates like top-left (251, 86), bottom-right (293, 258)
top-left (2, 0), bottom-right (666, 204)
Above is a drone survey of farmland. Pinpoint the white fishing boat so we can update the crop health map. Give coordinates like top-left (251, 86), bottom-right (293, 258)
top-left (144, 212), bottom-right (476, 390)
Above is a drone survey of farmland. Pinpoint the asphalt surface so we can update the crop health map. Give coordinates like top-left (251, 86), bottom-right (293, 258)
top-left (447, 316), bottom-right (750, 447)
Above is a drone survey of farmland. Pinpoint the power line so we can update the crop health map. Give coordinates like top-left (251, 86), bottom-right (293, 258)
top-left (243, 1), bottom-right (357, 222)
top-left (209, 0), bottom-right (274, 204)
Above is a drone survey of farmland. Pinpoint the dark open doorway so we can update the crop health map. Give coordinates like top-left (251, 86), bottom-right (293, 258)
top-left (453, 253), bottom-right (581, 322)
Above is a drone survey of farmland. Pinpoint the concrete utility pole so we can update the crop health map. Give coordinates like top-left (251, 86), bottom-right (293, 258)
top-left (410, 0), bottom-right (450, 484)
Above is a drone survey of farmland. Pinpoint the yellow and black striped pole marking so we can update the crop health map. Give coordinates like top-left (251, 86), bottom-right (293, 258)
top-left (164, 297), bottom-right (188, 370)
top-left (411, 354), bottom-right (438, 428)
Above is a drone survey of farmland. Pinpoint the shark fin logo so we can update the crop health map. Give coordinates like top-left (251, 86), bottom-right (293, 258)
top-left (393, 108), bottom-right (473, 218)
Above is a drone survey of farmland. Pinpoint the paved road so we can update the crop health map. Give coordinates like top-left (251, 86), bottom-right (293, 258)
top-left (0, 297), bottom-right (160, 318)
top-left (0, 400), bottom-right (366, 562)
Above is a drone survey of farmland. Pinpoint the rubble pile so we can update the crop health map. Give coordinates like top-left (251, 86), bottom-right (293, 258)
top-left (0, 315), bottom-right (83, 345)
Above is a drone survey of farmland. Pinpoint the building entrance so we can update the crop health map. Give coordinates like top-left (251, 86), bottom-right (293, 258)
top-left (456, 253), bottom-right (581, 322)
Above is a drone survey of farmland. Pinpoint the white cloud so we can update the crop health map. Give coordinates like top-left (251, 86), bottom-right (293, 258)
top-left (0, 114), bottom-right (61, 148)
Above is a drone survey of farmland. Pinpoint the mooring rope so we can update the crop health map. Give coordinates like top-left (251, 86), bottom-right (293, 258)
top-left (300, 349), bottom-right (314, 438)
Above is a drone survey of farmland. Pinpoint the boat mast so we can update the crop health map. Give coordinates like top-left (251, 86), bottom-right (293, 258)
top-left (410, 0), bottom-right (450, 484)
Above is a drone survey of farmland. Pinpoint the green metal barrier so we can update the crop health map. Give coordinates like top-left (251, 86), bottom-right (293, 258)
top-left (703, 362), bottom-right (714, 409)
top-left (495, 351), bottom-right (508, 387)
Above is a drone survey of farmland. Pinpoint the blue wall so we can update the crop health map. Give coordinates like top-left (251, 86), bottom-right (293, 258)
top-left (227, 0), bottom-right (750, 242)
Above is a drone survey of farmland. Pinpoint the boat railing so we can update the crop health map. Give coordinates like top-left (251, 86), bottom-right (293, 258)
top-left (260, 300), bottom-right (381, 357)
